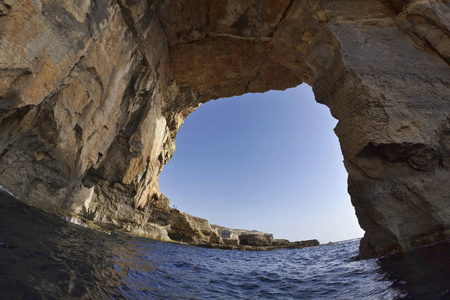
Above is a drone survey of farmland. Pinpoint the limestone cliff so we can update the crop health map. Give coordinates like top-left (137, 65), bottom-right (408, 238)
top-left (0, 0), bottom-right (449, 258)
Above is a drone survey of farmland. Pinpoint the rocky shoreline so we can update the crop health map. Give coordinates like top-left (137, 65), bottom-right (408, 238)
top-left (63, 206), bottom-right (319, 251)
top-left (195, 239), bottom-right (321, 251)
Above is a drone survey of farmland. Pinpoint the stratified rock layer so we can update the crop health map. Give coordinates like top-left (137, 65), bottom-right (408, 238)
top-left (0, 0), bottom-right (449, 258)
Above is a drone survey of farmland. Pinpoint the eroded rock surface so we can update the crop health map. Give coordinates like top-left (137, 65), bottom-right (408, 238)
top-left (0, 0), bottom-right (449, 258)
top-left (239, 233), bottom-right (274, 247)
top-left (168, 209), bottom-right (221, 244)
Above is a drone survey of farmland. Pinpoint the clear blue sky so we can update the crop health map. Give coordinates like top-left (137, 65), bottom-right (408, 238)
top-left (159, 84), bottom-right (364, 244)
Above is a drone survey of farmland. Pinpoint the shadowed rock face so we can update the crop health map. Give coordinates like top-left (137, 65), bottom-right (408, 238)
top-left (239, 234), bottom-right (273, 247)
top-left (0, 0), bottom-right (448, 258)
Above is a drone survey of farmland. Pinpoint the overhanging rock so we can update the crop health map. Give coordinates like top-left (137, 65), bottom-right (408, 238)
top-left (0, 0), bottom-right (448, 258)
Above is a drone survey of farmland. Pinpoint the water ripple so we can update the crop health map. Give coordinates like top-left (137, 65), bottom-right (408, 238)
top-left (1, 192), bottom-right (449, 299)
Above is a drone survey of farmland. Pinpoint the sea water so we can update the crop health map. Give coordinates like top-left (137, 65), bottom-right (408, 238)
top-left (0, 190), bottom-right (449, 299)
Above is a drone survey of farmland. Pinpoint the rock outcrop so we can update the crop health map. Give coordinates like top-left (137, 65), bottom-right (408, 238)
top-left (168, 209), bottom-right (221, 244)
top-left (177, 221), bottom-right (319, 250)
top-left (289, 240), bottom-right (320, 248)
top-left (212, 224), bottom-right (271, 244)
top-left (239, 233), bottom-right (274, 246)
top-left (0, 0), bottom-right (449, 258)
top-left (273, 239), bottom-right (290, 247)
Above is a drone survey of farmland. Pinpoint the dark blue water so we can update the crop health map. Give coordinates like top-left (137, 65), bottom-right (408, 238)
top-left (1, 190), bottom-right (449, 299)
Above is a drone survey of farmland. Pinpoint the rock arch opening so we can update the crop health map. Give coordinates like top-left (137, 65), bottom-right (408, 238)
top-left (0, 0), bottom-right (448, 258)
top-left (159, 85), bottom-right (364, 243)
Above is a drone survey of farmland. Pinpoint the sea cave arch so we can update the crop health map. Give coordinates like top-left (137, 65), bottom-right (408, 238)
top-left (0, 0), bottom-right (448, 258)
top-left (158, 85), bottom-right (365, 244)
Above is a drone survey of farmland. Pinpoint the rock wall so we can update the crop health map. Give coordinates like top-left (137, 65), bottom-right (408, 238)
top-left (0, 0), bottom-right (449, 258)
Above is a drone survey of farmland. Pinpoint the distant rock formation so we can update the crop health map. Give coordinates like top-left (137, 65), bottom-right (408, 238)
top-left (289, 240), bottom-right (320, 248)
top-left (273, 239), bottom-right (290, 247)
top-left (168, 220), bottom-right (319, 250)
top-left (168, 210), bottom-right (221, 244)
top-left (212, 225), bottom-right (271, 245)
top-left (239, 234), bottom-right (273, 247)
top-left (0, 0), bottom-right (448, 258)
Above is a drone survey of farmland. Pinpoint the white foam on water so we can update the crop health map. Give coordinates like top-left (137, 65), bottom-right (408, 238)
top-left (0, 185), bottom-right (18, 199)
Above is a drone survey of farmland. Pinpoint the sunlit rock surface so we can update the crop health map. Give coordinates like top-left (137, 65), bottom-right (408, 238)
top-left (0, 0), bottom-right (449, 258)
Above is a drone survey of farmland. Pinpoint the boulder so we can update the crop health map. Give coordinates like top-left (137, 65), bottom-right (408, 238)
top-left (288, 239), bottom-right (320, 248)
top-left (239, 233), bottom-right (273, 246)
top-left (302, 240), bottom-right (320, 247)
top-left (168, 210), bottom-right (221, 244)
top-left (273, 239), bottom-right (290, 246)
